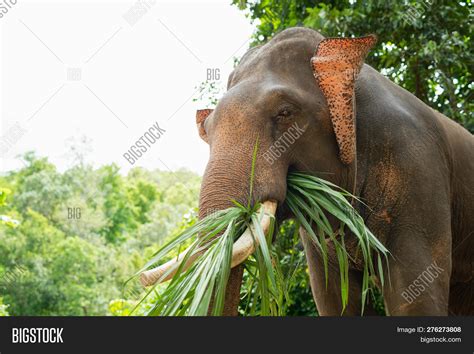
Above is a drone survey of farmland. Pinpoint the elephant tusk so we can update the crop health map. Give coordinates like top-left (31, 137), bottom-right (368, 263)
top-left (229, 200), bottom-right (277, 268)
top-left (139, 247), bottom-right (205, 287)
top-left (140, 200), bottom-right (277, 287)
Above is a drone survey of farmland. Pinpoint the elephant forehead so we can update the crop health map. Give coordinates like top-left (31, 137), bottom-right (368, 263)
top-left (220, 79), bottom-right (304, 113)
top-left (215, 90), bottom-right (259, 117)
top-left (230, 39), bottom-right (317, 87)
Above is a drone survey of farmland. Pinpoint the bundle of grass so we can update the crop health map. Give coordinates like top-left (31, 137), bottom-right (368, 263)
top-left (286, 173), bottom-right (389, 312)
top-left (134, 173), bottom-right (389, 316)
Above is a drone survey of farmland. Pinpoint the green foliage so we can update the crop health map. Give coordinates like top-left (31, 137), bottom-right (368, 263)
top-left (98, 164), bottom-right (138, 243)
top-left (233, 0), bottom-right (473, 132)
top-left (240, 219), bottom-right (317, 316)
top-left (140, 205), bottom-right (257, 316)
top-left (0, 188), bottom-right (19, 228)
top-left (0, 297), bottom-right (9, 316)
top-left (286, 173), bottom-right (388, 313)
top-left (0, 152), bottom-right (200, 316)
top-left (109, 299), bottom-right (136, 316)
top-left (13, 152), bottom-right (70, 218)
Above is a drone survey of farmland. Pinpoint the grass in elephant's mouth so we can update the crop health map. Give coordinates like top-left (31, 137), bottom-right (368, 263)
top-left (133, 172), bottom-right (389, 316)
top-left (286, 173), bottom-right (389, 312)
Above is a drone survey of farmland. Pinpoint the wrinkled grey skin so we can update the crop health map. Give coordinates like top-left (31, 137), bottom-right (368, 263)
top-left (197, 28), bottom-right (474, 316)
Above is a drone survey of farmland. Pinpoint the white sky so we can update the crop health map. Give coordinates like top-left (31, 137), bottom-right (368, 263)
top-left (0, 0), bottom-right (255, 175)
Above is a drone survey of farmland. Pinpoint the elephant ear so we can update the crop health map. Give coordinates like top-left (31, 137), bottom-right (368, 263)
top-left (311, 35), bottom-right (377, 165)
top-left (196, 109), bottom-right (214, 143)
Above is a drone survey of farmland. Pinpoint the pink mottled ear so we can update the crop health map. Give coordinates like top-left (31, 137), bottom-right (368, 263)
top-left (311, 35), bottom-right (377, 165)
top-left (196, 109), bottom-right (213, 143)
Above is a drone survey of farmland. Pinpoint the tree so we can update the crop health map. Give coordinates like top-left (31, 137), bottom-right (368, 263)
top-left (98, 164), bottom-right (139, 243)
top-left (10, 153), bottom-right (70, 220)
top-left (0, 152), bottom-right (203, 316)
top-left (233, 0), bottom-right (473, 132)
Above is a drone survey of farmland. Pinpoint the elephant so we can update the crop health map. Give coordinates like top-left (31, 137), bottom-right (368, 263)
top-left (194, 27), bottom-right (474, 316)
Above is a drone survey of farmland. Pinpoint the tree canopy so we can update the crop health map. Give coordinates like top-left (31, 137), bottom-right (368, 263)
top-left (0, 153), bottom-right (201, 315)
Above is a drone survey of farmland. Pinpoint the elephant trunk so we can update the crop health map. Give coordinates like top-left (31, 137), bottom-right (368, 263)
top-left (199, 156), bottom-right (277, 316)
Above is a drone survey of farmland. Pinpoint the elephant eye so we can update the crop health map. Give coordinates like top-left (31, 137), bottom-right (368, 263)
top-left (274, 108), bottom-right (293, 122)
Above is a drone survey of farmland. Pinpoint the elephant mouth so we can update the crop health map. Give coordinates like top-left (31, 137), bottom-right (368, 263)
top-left (140, 200), bottom-right (278, 287)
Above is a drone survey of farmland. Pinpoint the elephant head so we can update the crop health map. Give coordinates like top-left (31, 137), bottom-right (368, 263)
top-left (195, 28), bottom-right (376, 315)
top-left (141, 28), bottom-right (377, 315)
